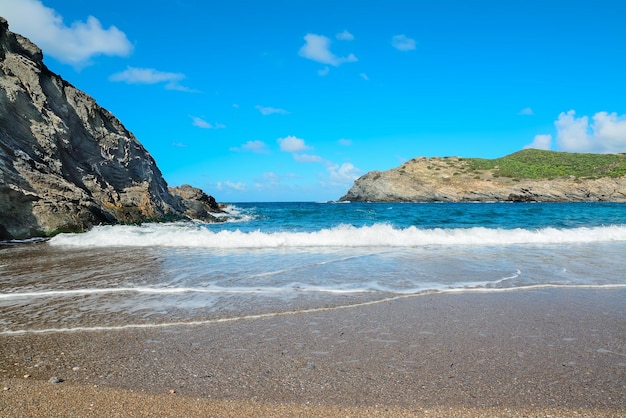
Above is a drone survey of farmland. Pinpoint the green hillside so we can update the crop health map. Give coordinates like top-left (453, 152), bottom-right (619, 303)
top-left (463, 149), bottom-right (626, 180)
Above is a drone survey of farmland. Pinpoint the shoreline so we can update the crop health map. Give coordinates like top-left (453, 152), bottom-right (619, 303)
top-left (2, 288), bottom-right (625, 416)
top-left (2, 284), bottom-right (626, 336)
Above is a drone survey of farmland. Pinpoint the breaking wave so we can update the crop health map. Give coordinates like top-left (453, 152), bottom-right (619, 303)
top-left (49, 223), bottom-right (626, 248)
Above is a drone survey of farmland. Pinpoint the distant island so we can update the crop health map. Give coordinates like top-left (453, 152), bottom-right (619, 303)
top-left (340, 149), bottom-right (626, 202)
top-left (0, 17), bottom-right (223, 240)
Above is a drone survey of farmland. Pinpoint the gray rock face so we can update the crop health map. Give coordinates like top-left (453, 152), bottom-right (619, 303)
top-left (0, 18), bottom-right (221, 239)
top-left (168, 184), bottom-right (224, 221)
top-left (341, 156), bottom-right (626, 203)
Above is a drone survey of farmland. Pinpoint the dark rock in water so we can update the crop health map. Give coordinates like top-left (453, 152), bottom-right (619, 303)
top-left (169, 184), bottom-right (226, 222)
top-left (0, 17), bottom-right (222, 239)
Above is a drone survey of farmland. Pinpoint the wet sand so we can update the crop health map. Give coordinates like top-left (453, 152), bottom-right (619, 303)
top-left (2, 288), bottom-right (625, 416)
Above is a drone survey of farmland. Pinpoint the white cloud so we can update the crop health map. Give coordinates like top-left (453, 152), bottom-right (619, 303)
top-left (256, 105), bottom-right (289, 115)
top-left (527, 110), bottom-right (626, 154)
top-left (518, 107), bottom-right (534, 116)
top-left (318, 66), bottom-right (330, 76)
top-left (336, 30), bottom-right (354, 41)
top-left (338, 138), bottom-right (352, 146)
top-left (327, 162), bottom-right (362, 185)
top-left (252, 172), bottom-right (301, 193)
top-left (258, 171), bottom-right (299, 184)
top-left (278, 135), bottom-right (311, 153)
top-left (524, 134), bottom-right (552, 150)
top-left (217, 181), bottom-right (246, 192)
top-left (274, 133), bottom-right (362, 187)
top-left (109, 67), bottom-right (184, 84)
top-left (294, 153), bottom-right (323, 163)
top-left (555, 110), bottom-right (591, 152)
top-left (555, 110), bottom-right (626, 153)
top-left (241, 140), bottom-right (268, 153)
top-left (299, 33), bottom-right (358, 67)
top-left (591, 112), bottom-right (626, 152)
top-left (191, 117), bottom-right (212, 129)
top-left (0, 0), bottom-right (132, 67)
top-left (109, 66), bottom-right (197, 91)
top-left (260, 172), bottom-right (280, 185)
top-left (191, 117), bottom-right (225, 129)
top-left (165, 83), bottom-right (199, 93)
top-left (360, 73), bottom-right (369, 81)
top-left (230, 140), bottom-right (269, 153)
top-left (392, 34), bottom-right (416, 51)
top-left (275, 134), bottom-right (362, 187)
top-left (109, 67), bottom-right (198, 93)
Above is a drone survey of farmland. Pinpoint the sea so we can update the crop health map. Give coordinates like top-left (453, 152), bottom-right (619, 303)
top-left (1, 202), bottom-right (625, 335)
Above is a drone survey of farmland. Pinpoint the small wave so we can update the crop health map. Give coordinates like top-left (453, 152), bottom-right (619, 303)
top-left (0, 285), bottom-right (377, 299)
top-left (220, 204), bottom-right (257, 223)
top-left (49, 223), bottom-right (626, 249)
top-left (491, 269), bottom-right (522, 285)
top-left (4, 281), bottom-right (625, 301)
top-left (2, 284), bottom-right (624, 335)
top-left (0, 237), bottom-right (48, 246)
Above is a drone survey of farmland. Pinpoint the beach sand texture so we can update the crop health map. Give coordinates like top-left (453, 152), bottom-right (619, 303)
top-left (2, 289), bottom-right (625, 417)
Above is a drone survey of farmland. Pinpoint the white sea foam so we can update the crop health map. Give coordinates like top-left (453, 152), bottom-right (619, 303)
top-left (220, 204), bottom-right (257, 223)
top-left (2, 284), bottom-right (624, 335)
top-left (0, 285), bottom-right (380, 300)
top-left (491, 269), bottom-right (522, 284)
top-left (49, 223), bottom-right (626, 248)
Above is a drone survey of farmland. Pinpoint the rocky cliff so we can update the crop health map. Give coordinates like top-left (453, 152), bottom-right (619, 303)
top-left (341, 151), bottom-right (626, 203)
top-left (0, 18), bottom-right (222, 239)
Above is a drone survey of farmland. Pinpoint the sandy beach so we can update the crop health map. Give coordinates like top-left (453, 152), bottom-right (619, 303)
top-left (2, 288), bottom-right (625, 417)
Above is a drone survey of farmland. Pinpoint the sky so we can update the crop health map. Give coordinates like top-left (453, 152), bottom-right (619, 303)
top-left (1, 0), bottom-right (625, 202)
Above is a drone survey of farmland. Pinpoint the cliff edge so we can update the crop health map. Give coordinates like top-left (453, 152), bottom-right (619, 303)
top-left (340, 150), bottom-right (626, 202)
top-left (0, 17), bottom-right (221, 239)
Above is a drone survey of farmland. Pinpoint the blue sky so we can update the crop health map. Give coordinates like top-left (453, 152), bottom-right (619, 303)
top-left (1, 0), bottom-right (625, 201)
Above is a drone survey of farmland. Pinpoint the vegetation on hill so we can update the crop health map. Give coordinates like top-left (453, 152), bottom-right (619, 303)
top-left (463, 149), bottom-right (626, 180)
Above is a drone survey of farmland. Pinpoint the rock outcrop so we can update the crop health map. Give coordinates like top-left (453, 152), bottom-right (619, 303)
top-left (341, 155), bottom-right (626, 203)
top-left (0, 18), bottom-right (222, 239)
top-left (168, 184), bottom-right (224, 220)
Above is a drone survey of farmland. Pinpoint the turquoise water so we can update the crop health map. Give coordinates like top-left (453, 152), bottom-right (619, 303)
top-left (1, 202), bottom-right (625, 334)
top-left (212, 202), bottom-right (626, 232)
